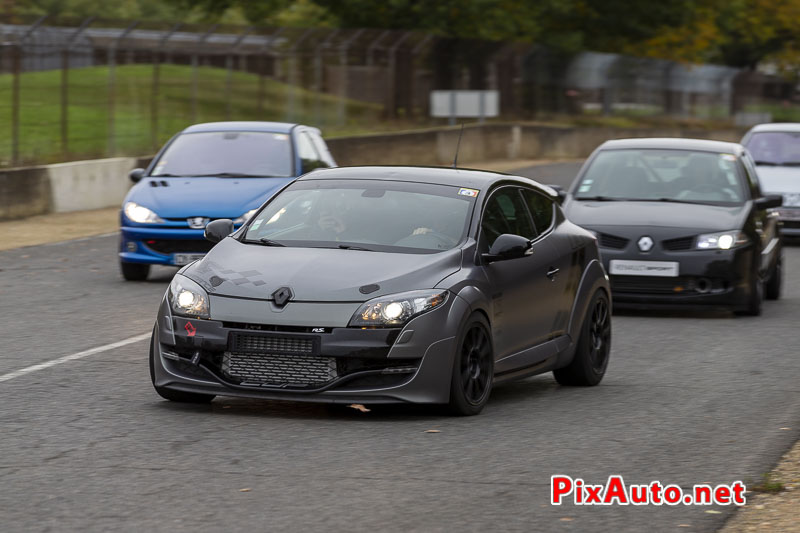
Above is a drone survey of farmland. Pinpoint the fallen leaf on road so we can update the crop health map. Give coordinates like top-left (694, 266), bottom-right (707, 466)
top-left (349, 404), bottom-right (370, 412)
top-left (239, 488), bottom-right (251, 492)
top-left (780, 427), bottom-right (790, 430)
top-left (704, 510), bottom-right (721, 514)
top-left (678, 525), bottom-right (691, 528)
top-left (560, 517), bottom-right (573, 522)
top-left (424, 429), bottom-right (441, 433)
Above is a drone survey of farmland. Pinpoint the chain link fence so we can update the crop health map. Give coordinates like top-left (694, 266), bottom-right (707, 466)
top-left (0, 15), bottom-right (796, 166)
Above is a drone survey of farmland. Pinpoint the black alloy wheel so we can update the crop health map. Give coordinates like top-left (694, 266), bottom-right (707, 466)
top-left (449, 314), bottom-right (494, 415)
top-left (554, 290), bottom-right (611, 386)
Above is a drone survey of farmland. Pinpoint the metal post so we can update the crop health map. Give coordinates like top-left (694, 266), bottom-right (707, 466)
top-left (408, 34), bottom-right (433, 119)
top-left (60, 18), bottom-right (94, 158)
top-left (11, 16), bottom-right (49, 164)
top-left (386, 32), bottom-right (411, 118)
top-left (152, 24), bottom-right (181, 150)
top-left (192, 24), bottom-right (218, 124)
top-left (11, 44), bottom-right (20, 165)
top-left (107, 21), bottom-right (138, 156)
top-left (313, 30), bottom-right (339, 126)
top-left (258, 28), bottom-right (284, 117)
top-left (226, 27), bottom-right (253, 120)
top-left (286, 29), bottom-right (315, 122)
top-left (364, 31), bottom-right (389, 112)
top-left (61, 48), bottom-right (68, 157)
top-left (337, 29), bottom-right (364, 126)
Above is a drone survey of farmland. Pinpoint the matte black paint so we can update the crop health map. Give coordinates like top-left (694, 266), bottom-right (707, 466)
top-left (564, 138), bottom-right (781, 311)
top-left (152, 166), bottom-right (609, 405)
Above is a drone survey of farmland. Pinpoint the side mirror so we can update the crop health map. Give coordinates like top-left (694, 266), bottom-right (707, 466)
top-left (481, 234), bottom-right (532, 263)
top-left (204, 219), bottom-right (234, 243)
top-left (547, 185), bottom-right (567, 205)
top-left (129, 168), bottom-right (146, 183)
top-left (755, 194), bottom-right (782, 210)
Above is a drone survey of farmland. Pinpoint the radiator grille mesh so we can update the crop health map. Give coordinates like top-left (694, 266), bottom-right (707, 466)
top-left (222, 351), bottom-right (337, 387)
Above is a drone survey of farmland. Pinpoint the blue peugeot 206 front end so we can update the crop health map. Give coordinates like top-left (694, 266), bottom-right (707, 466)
top-left (119, 121), bottom-right (336, 280)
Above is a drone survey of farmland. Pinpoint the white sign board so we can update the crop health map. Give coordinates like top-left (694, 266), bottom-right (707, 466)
top-left (430, 90), bottom-right (499, 118)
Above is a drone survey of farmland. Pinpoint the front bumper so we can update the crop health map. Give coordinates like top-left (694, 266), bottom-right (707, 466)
top-left (151, 295), bottom-right (466, 404)
top-left (120, 226), bottom-right (214, 266)
top-left (600, 246), bottom-right (754, 309)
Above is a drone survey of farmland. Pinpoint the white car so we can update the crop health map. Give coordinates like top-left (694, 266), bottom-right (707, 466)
top-left (742, 123), bottom-right (800, 236)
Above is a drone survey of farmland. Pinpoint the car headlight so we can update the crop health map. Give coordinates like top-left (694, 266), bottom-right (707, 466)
top-left (349, 290), bottom-right (448, 327)
top-left (233, 209), bottom-right (258, 225)
top-left (123, 201), bottom-right (163, 224)
top-left (168, 275), bottom-right (209, 318)
top-left (696, 230), bottom-right (749, 250)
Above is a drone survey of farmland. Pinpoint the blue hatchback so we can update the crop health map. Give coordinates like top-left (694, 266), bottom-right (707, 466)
top-left (119, 121), bottom-right (336, 280)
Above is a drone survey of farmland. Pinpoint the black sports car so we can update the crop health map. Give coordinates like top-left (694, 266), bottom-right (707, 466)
top-left (562, 138), bottom-right (782, 315)
top-left (150, 166), bottom-right (610, 415)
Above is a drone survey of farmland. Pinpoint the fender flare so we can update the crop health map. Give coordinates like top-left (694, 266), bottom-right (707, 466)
top-left (566, 258), bottom-right (610, 343)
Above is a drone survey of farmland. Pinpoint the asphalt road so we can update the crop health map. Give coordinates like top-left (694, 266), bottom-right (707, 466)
top-left (1, 162), bottom-right (799, 532)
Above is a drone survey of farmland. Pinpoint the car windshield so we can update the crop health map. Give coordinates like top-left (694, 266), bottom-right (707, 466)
top-left (744, 131), bottom-right (800, 165)
top-left (573, 149), bottom-right (746, 205)
top-left (242, 180), bottom-right (476, 253)
top-left (150, 131), bottom-right (293, 177)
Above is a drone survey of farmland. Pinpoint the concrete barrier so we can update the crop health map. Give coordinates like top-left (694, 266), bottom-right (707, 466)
top-left (327, 124), bottom-right (743, 166)
top-left (0, 124), bottom-right (743, 221)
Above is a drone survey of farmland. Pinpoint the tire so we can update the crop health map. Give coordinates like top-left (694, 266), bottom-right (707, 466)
top-left (737, 267), bottom-right (763, 316)
top-left (448, 313), bottom-right (494, 416)
top-left (121, 261), bottom-right (150, 281)
top-left (765, 252), bottom-right (782, 301)
top-left (554, 290), bottom-right (611, 386)
top-left (149, 326), bottom-right (215, 404)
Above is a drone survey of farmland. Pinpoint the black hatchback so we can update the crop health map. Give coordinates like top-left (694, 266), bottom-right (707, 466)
top-left (562, 138), bottom-right (783, 315)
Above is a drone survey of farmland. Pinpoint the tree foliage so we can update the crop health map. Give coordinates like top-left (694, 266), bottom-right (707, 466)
top-left (11, 0), bottom-right (800, 69)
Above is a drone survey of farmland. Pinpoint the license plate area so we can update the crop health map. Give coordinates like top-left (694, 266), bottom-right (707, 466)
top-left (609, 259), bottom-right (679, 277)
top-left (173, 253), bottom-right (205, 265)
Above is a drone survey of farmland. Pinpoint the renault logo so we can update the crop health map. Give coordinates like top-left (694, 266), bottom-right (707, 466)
top-left (272, 286), bottom-right (293, 307)
top-left (637, 236), bottom-right (654, 252)
top-left (187, 217), bottom-right (210, 229)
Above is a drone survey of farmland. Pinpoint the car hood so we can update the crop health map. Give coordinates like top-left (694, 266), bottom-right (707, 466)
top-left (124, 176), bottom-right (294, 219)
top-left (753, 166), bottom-right (800, 194)
top-left (564, 200), bottom-right (747, 231)
top-left (183, 237), bottom-right (463, 302)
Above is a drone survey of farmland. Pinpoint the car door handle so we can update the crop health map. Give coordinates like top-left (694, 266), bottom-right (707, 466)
top-left (546, 267), bottom-right (560, 280)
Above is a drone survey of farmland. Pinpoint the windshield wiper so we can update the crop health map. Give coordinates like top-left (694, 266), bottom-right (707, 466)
top-left (779, 161), bottom-right (800, 166)
top-left (753, 160), bottom-right (778, 166)
top-left (336, 244), bottom-right (375, 251)
top-left (256, 238), bottom-right (286, 247)
top-left (192, 172), bottom-right (267, 178)
top-left (150, 173), bottom-right (189, 177)
top-left (576, 196), bottom-right (622, 201)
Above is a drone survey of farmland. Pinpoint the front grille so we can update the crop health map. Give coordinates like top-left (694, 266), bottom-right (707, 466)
top-left (230, 332), bottom-right (316, 355)
top-left (611, 275), bottom-right (728, 295)
top-left (783, 220), bottom-right (800, 229)
top-left (222, 351), bottom-right (337, 387)
top-left (598, 233), bottom-right (629, 249)
top-left (612, 276), bottom-right (690, 294)
top-left (144, 239), bottom-right (215, 255)
top-left (662, 236), bottom-right (695, 251)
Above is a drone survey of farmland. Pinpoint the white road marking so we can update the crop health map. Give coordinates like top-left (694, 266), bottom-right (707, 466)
top-left (0, 332), bottom-right (150, 383)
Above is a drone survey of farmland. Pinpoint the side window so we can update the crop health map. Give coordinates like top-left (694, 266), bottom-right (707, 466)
top-left (740, 152), bottom-right (762, 198)
top-left (480, 188), bottom-right (535, 250)
top-left (295, 132), bottom-right (323, 174)
top-left (308, 131), bottom-right (336, 167)
top-left (521, 189), bottom-right (554, 236)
